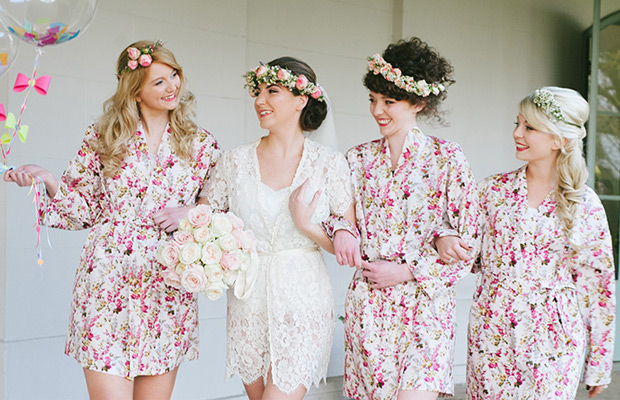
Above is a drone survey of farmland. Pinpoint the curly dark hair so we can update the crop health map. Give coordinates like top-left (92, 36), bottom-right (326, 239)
top-left (364, 37), bottom-right (455, 124)
top-left (267, 56), bottom-right (328, 131)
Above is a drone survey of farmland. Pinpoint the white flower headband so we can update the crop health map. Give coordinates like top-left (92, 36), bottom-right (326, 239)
top-left (532, 89), bottom-right (582, 128)
top-left (367, 53), bottom-right (446, 97)
top-left (243, 63), bottom-right (325, 102)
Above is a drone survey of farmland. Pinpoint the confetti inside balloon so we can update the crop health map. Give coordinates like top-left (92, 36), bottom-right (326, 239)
top-left (0, 0), bottom-right (98, 47)
top-left (0, 28), bottom-right (18, 76)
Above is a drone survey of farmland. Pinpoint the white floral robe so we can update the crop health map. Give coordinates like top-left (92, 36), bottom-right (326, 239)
top-left (343, 128), bottom-right (478, 399)
top-left (467, 166), bottom-right (616, 399)
top-left (202, 138), bottom-right (353, 394)
top-left (40, 124), bottom-right (219, 379)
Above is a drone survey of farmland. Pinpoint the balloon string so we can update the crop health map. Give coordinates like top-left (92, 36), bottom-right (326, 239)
top-left (1, 49), bottom-right (44, 164)
top-left (28, 175), bottom-right (47, 265)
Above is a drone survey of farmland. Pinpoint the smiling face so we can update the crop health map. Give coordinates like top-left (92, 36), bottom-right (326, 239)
top-left (368, 91), bottom-right (423, 139)
top-left (513, 113), bottom-right (561, 163)
top-left (136, 61), bottom-right (181, 116)
top-left (254, 82), bottom-right (306, 132)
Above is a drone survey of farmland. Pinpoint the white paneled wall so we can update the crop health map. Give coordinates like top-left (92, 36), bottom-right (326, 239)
top-left (1, 1), bottom-right (619, 399)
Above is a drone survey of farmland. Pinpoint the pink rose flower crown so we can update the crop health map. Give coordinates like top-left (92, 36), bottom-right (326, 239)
top-left (243, 63), bottom-right (325, 102)
top-left (367, 53), bottom-right (446, 97)
top-left (117, 40), bottom-right (164, 78)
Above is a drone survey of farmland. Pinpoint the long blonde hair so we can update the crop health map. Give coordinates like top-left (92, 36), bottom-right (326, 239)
top-left (519, 86), bottom-right (590, 234)
top-left (95, 40), bottom-right (199, 177)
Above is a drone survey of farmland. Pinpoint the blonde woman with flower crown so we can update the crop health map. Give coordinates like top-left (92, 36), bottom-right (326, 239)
top-left (3, 41), bottom-right (219, 399)
top-left (200, 57), bottom-right (355, 400)
top-left (326, 37), bottom-right (479, 400)
top-left (463, 87), bottom-right (615, 399)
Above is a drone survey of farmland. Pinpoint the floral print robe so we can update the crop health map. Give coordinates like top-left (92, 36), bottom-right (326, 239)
top-left (467, 166), bottom-right (616, 399)
top-left (343, 128), bottom-right (478, 399)
top-left (40, 123), bottom-right (219, 379)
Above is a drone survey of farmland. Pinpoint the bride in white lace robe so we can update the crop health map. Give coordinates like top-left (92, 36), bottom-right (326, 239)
top-left (200, 57), bottom-right (356, 398)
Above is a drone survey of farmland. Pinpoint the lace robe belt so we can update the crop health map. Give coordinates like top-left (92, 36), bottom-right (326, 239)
top-left (258, 246), bottom-right (320, 257)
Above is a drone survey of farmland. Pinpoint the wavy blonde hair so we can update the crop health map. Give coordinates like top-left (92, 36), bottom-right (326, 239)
top-left (519, 86), bottom-right (590, 235)
top-left (95, 40), bottom-right (199, 177)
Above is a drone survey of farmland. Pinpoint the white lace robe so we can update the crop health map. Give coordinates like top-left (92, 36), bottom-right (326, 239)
top-left (202, 138), bottom-right (353, 393)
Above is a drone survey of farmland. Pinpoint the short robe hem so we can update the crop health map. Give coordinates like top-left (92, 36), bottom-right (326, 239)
top-left (67, 350), bottom-right (199, 380)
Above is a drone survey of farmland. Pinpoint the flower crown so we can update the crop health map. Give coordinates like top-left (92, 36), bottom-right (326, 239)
top-left (532, 89), bottom-right (581, 128)
top-left (243, 63), bottom-right (325, 102)
top-left (117, 40), bottom-right (164, 77)
top-left (367, 53), bottom-right (445, 97)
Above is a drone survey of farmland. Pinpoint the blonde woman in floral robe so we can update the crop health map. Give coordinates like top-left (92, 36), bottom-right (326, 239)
top-left (331, 38), bottom-right (478, 400)
top-left (4, 42), bottom-right (219, 399)
top-left (466, 87), bottom-right (615, 399)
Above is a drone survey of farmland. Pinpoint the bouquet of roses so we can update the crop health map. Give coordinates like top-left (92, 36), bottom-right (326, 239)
top-left (156, 204), bottom-right (258, 300)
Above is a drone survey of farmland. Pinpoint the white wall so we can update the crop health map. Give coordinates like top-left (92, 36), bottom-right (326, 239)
top-left (1, 1), bottom-right (618, 399)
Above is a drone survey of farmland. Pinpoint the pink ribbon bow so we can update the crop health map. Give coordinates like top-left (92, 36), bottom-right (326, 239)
top-left (13, 73), bottom-right (51, 95)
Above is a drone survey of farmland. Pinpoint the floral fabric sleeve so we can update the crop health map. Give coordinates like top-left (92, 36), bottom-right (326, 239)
top-left (40, 126), bottom-right (104, 230)
top-left (572, 189), bottom-right (616, 386)
top-left (404, 143), bottom-right (478, 299)
top-left (200, 149), bottom-right (229, 212)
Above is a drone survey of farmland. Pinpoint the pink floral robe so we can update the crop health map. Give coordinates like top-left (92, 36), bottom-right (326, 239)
top-left (467, 166), bottom-right (616, 399)
top-left (40, 123), bottom-right (219, 379)
top-left (343, 128), bottom-right (478, 399)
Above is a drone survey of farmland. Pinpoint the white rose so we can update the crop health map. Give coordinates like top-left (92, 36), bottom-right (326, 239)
top-left (202, 280), bottom-right (228, 300)
top-left (181, 264), bottom-right (208, 293)
top-left (201, 243), bottom-right (223, 264)
top-left (178, 242), bottom-right (201, 264)
top-left (193, 225), bottom-right (212, 243)
top-left (203, 263), bottom-right (224, 283)
top-left (218, 233), bottom-right (238, 252)
top-left (156, 241), bottom-right (180, 267)
top-left (178, 218), bottom-right (192, 232)
top-left (211, 213), bottom-right (233, 236)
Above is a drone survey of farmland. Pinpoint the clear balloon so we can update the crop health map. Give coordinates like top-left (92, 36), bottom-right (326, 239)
top-left (0, 0), bottom-right (98, 47)
top-left (0, 28), bottom-right (18, 76)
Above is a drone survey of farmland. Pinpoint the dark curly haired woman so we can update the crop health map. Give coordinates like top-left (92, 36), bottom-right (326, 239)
top-left (329, 37), bottom-right (479, 399)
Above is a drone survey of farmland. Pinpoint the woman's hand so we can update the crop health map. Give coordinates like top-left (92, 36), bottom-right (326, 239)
top-left (333, 229), bottom-right (362, 268)
top-left (288, 178), bottom-right (321, 235)
top-left (586, 385), bottom-right (605, 398)
top-left (434, 235), bottom-right (472, 264)
top-left (4, 164), bottom-right (59, 197)
top-left (361, 260), bottom-right (413, 289)
top-left (153, 206), bottom-right (191, 233)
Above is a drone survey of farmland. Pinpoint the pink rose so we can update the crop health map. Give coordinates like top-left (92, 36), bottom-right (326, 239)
top-left (232, 229), bottom-right (257, 251)
top-left (393, 68), bottom-right (401, 76)
top-left (311, 88), bottom-right (322, 99)
top-left (276, 68), bottom-right (290, 81)
top-left (173, 230), bottom-right (194, 245)
top-left (181, 264), bottom-right (208, 293)
top-left (157, 241), bottom-right (180, 267)
top-left (127, 47), bottom-right (140, 60)
top-left (255, 65), bottom-right (268, 77)
top-left (295, 75), bottom-right (308, 90)
top-left (162, 269), bottom-right (182, 289)
top-left (220, 252), bottom-right (239, 271)
top-left (226, 212), bottom-right (244, 230)
top-left (138, 54), bottom-right (152, 67)
top-left (128, 60), bottom-right (138, 70)
top-left (187, 204), bottom-right (212, 227)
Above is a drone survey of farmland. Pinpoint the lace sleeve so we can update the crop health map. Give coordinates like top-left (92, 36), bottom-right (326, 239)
top-left (327, 151), bottom-right (353, 216)
top-left (200, 150), bottom-right (229, 212)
